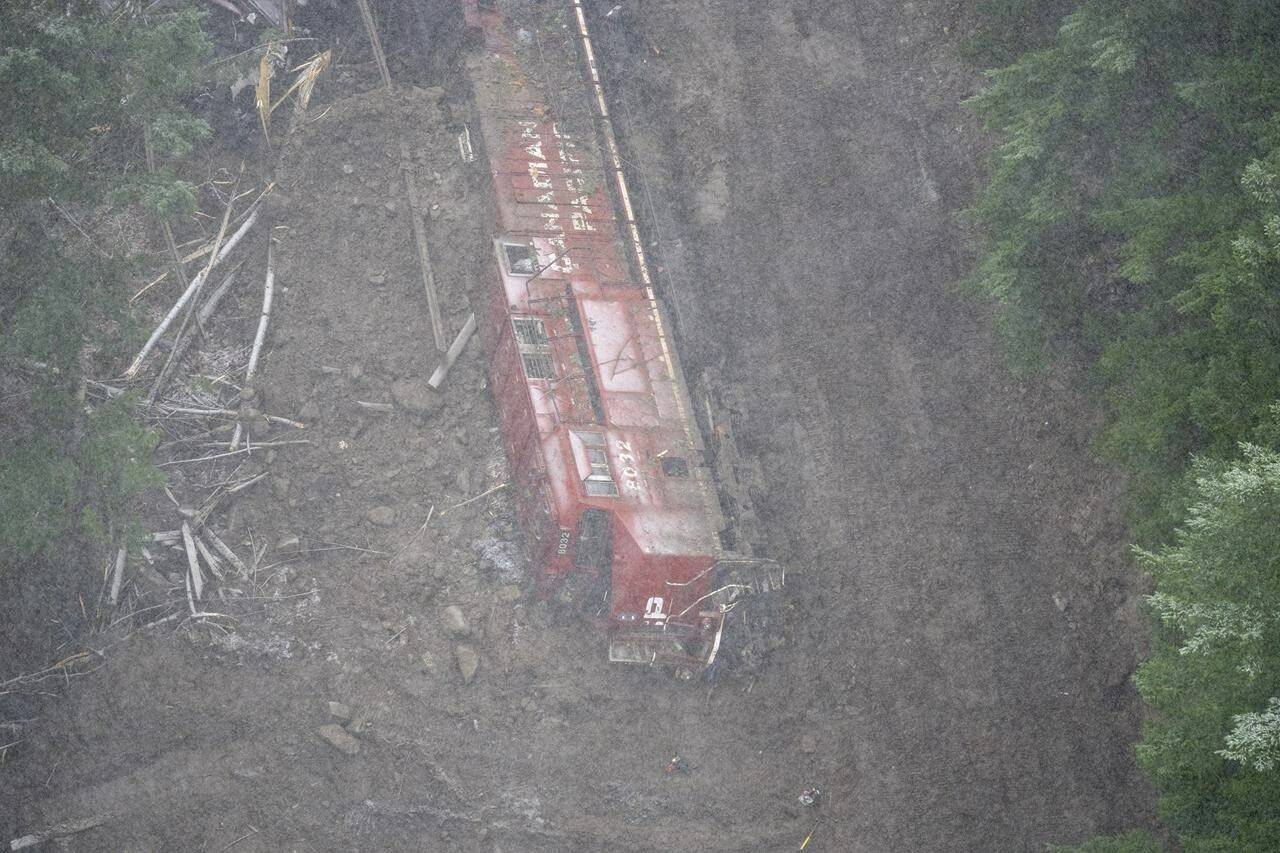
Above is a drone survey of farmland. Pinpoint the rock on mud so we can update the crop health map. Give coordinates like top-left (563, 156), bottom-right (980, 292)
top-left (328, 701), bottom-right (353, 722)
top-left (454, 644), bottom-right (480, 684)
top-left (390, 377), bottom-right (443, 416)
top-left (317, 723), bottom-right (361, 756)
top-left (441, 605), bottom-right (469, 637)
top-left (366, 506), bottom-right (397, 527)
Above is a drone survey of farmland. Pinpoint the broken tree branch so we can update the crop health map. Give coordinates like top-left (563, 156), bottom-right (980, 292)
top-left (196, 262), bottom-right (244, 326)
top-left (203, 529), bottom-right (248, 577)
top-left (158, 439), bottom-right (310, 466)
top-left (146, 263), bottom-right (241, 408)
top-left (157, 405), bottom-right (304, 429)
top-left (229, 235), bottom-right (276, 450)
top-left (109, 547), bottom-right (126, 606)
top-left (154, 165), bottom-right (243, 399)
top-left (428, 312), bottom-right (477, 390)
top-left (399, 140), bottom-right (447, 352)
top-left (124, 205), bottom-right (260, 379)
top-left (192, 535), bottom-right (226, 582)
top-left (181, 523), bottom-right (204, 601)
top-left (9, 814), bottom-right (108, 850)
top-left (440, 482), bottom-right (508, 516)
top-left (143, 123), bottom-right (188, 293)
top-left (355, 0), bottom-right (392, 90)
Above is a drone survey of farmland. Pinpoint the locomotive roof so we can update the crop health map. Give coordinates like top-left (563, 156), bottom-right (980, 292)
top-left (468, 2), bottom-right (726, 567)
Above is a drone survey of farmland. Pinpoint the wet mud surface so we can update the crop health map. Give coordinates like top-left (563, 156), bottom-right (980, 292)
top-left (1, 2), bottom-right (1155, 851)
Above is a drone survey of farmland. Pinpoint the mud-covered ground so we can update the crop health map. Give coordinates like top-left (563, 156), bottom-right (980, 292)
top-left (591, 1), bottom-right (1158, 848)
top-left (2, 1), bottom-right (1155, 851)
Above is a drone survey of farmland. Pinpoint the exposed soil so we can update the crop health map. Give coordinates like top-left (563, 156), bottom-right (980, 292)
top-left (2, 1), bottom-right (1156, 851)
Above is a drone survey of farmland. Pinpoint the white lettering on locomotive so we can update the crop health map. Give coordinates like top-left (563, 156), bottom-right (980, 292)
top-left (643, 596), bottom-right (666, 621)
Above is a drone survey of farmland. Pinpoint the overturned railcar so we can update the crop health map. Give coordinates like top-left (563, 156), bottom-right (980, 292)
top-left (462, 0), bottom-right (783, 674)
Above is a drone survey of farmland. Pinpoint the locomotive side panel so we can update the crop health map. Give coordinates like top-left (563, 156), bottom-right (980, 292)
top-left (462, 0), bottom-right (768, 668)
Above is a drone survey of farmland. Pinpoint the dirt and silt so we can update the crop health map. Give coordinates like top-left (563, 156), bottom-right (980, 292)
top-left (1, 1), bottom-right (1157, 850)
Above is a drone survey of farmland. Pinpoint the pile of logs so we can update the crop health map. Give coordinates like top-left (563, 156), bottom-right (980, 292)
top-left (88, 172), bottom-right (307, 628)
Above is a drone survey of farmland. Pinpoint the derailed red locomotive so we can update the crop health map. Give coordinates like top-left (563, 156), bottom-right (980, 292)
top-left (461, 0), bottom-right (783, 674)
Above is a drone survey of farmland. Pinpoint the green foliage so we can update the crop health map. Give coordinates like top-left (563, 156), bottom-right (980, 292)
top-left (965, 0), bottom-right (1280, 529)
top-left (1132, 446), bottom-right (1280, 851)
top-left (0, 395), bottom-right (161, 560)
top-left (1047, 829), bottom-right (1163, 853)
top-left (964, 0), bottom-right (1077, 66)
top-left (0, 3), bottom-right (213, 569)
top-left (0, 437), bottom-right (79, 560)
top-left (0, 3), bottom-right (212, 207)
top-left (966, 1), bottom-right (1280, 848)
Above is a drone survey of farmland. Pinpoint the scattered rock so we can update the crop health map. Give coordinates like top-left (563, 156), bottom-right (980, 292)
top-left (497, 584), bottom-right (523, 603)
top-left (367, 271), bottom-right (386, 286)
top-left (317, 723), bottom-right (361, 755)
top-left (455, 467), bottom-right (474, 495)
top-left (346, 363), bottom-right (364, 382)
top-left (366, 506), bottom-right (397, 527)
top-left (277, 534), bottom-right (302, 551)
top-left (420, 651), bottom-right (438, 674)
top-left (454, 644), bottom-right (480, 684)
top-left (391, 378), bottom-right (444, 416)
top-left (441, 605), bottom-right (469, 637)
top-left (345, 715), bottom-right (371, 736)
top-left (240, 387), bottom-right (258, 403)
top-left (328, 701), bottom-right (353, 722)
top-left (299, 399), bottom-right (321, 422)
top-left (800, 735), bottom-right (818, 754)
top-left (270, 476), bottom-right (291, 499)
top-left (341, 163), bottom-right (355, 175)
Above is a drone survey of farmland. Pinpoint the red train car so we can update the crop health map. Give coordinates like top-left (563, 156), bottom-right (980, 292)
top-left (461, 0), bottom-right (782, 673)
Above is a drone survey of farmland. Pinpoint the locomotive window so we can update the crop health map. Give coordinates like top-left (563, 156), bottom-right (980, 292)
top-left (513, 317), bottom-right (556, 380)
top-left (574, 508), bottom-right (613, 570)
top-left (587, 447), bottom-right (611, 478)
top-left (521, 352), bottom-right (557, 380)
top-left (513, 318), bottom-right (549, 347)
top-left (502, 242), bottom-right (537, 276)
top-left (581, 437), bottom-right (618, 496)
top-left (586, 479), bottom-right (619, 497)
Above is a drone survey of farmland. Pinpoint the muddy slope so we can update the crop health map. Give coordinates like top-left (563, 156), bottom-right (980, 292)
top-left (590, 1), bottom-right (1157, 849)
top-left (1, 3), bottom-right (1157, 851)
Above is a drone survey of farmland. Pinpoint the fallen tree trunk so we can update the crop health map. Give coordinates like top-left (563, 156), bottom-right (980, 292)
top-left (428, 312), bottom-right (477, 390)
top-left (124, 206), bottom-right (260, 379)
top-left (9, 814), bottom-right (107, 850)
top-left (109, 547), bottom-right (126, 606)
top-left (230, 236), bottom-right (276, 450)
